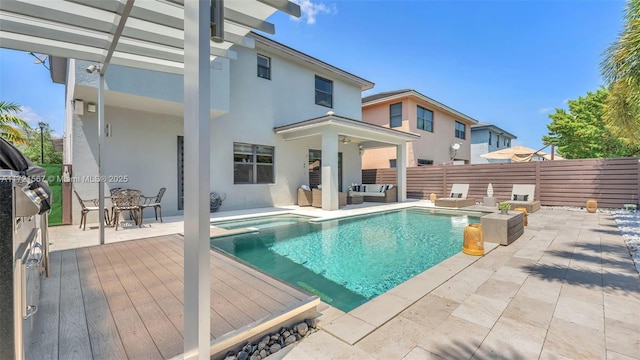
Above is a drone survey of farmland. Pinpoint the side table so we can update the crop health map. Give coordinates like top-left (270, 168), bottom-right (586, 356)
top-left (480, 211), bottom-right (524, 246)
top-left (347, 195), bottom-right (363, 204)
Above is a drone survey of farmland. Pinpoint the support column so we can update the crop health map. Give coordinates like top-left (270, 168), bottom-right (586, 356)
top-left (396, 143), bottom-right (407, 202)
top-left (321, 129), bottom-right (339, 210)
top-left (98, 73), bottom-right (105, 244)
top-left (183, 1), bottom-right (211, 359)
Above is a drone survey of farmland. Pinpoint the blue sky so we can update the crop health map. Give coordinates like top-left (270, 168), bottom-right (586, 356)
top-left (0, 0), bottom-right (627, 151)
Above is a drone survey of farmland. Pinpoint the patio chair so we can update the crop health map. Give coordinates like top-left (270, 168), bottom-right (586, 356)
top-left (111, 188), bottom-right (142, 231)
top-left (435, 184), bottom-right (476, 208)
top-left (139, 187), bottom-right (166, 224)
top-left (506, 184), bottom-right (541, 213)
top-left (74, 190), bottom-right (108, 231)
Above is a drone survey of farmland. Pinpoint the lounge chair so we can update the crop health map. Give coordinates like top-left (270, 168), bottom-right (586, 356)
top-left (435, 184), bottom-right (476, 208)
top-left (506, 184), bottom-right (541, 213)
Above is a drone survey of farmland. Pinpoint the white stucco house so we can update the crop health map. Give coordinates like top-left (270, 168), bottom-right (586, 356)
top-left (470, 122), bottom-right (517, 164)
top-left (53, 32), bottom-right (419, 223)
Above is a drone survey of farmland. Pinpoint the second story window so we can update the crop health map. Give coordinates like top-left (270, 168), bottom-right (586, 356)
top-left (455, 121), bottom-right (466, 139)
top-left (315, 76), bottom-right (332, 108)
top-left (417, 106), bottom-right (433, 132)
top-left (390, 102), bottom-right (402, 128)
top-left (257, 54), bottom-right (271, 79)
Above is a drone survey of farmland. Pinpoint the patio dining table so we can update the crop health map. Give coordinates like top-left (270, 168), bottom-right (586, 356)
top-left (107, 188), bottom-right (142, 230)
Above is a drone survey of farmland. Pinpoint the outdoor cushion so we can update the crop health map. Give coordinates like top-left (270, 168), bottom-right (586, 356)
top-left (450, 193), bottom-right (463, 198)
top-left (513, 194), bottom-right (529, 201)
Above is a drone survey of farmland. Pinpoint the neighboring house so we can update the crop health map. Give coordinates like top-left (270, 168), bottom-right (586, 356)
top-left (360, 89), bottom-right (478, 168)
top-left (52, 32), bottom-right (419, 223)
top-left (470, 122), bottom-right (517, 164)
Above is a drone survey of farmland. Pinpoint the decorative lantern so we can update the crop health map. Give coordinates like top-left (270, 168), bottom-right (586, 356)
top-left (462, 224), bottom-right (484, 256)
top-left (586, 199), bottom-right (597, 213)
top-left (430, 193), bottom-right (437, 202)
top-left (514, 207), bottom-right (528, 226)
top-left (487, 183), bottom-right (494, 197)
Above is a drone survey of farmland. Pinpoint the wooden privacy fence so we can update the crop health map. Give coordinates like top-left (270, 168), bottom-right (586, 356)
top-left (362, 157), bottom-right (640, 209)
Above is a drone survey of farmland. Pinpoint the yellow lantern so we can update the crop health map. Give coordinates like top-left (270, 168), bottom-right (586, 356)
top-left (586, 199), bottom-right (597, 213)
top-left (430, 193), bottom-right (437, 202)
top-left (462, 224), bottom-right (484, 256)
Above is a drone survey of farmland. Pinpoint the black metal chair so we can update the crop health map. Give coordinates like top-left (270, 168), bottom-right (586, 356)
top-left (139, 187), bottom-right (165, 224)
top-left (74, 190), bottom-right (109, 230)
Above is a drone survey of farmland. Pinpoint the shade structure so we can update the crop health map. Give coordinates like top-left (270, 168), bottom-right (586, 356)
top-left (480, 145), bottom-right (560, 162)
top-left (0, 0), bottom-right (300, 73)
top-left (0, 1), bottom-right (301, 358)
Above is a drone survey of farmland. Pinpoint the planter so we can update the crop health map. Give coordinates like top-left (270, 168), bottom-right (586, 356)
top-left (500, 210), bottom-right (509, 215)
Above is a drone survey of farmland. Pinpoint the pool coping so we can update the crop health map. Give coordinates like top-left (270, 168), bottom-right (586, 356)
top-left (317, 241), bottom-right (500, 345)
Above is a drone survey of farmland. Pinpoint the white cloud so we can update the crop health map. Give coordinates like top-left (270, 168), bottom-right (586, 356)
top-left (16, 106), bottom-right (44, 128)
top-left (291, 0), bottom-right (337, 25)
top-left (538, 107), bottom-right (553, 114)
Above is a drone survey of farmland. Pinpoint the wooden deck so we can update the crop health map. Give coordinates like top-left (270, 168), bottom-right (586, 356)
top-left (27, 234), bottom-right (317, 359)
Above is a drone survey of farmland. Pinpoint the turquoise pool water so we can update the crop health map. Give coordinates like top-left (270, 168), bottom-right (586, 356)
top-left (210, 208), bottom-right (480, 312)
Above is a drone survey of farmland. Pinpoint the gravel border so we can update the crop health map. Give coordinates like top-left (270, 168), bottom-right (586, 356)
top-left (612, 210), bottom-right (640, 274)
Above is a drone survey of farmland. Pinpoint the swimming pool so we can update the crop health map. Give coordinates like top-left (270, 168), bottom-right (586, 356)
top-left (211, 214), bottom-right (311, 230)
top-left (210, 208), bottom-right (480, 312)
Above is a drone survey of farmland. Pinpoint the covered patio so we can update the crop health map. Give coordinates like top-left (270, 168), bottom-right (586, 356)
top-left (275, 113), bottom-right (420, 211)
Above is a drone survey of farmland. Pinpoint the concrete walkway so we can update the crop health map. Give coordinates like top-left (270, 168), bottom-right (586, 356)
top-left (279, 209), bottom-right (640, 359)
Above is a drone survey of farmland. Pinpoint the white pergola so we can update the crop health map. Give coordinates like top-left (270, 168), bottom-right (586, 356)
top-left (0, 0), bottom-right (299, 358)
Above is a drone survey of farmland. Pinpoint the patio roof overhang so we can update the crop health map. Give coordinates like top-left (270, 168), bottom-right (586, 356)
top-left (274, 114), bottom-right (421, 147)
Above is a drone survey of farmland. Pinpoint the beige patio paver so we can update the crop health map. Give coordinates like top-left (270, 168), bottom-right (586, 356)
top-left (451, 293), bottom-right (509, 328)
top-left (402, 346), bottom-right (446, 360)
top-left (541, 317), bottom-right (606, 359)
top-left (281, 207), bottom-right (640, 360)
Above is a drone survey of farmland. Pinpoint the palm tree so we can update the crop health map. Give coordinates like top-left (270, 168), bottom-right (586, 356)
top-left (0, 101), bottom-right (29, 144)
top-left (600, 0), bottom-right (640, 143)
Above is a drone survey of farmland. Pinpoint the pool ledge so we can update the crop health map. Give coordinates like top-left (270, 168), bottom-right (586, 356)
top-left (319, 242), bottom-right (500, 345)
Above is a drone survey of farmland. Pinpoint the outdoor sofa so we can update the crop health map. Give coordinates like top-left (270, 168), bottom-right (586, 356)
top-left (349, 184), bottom-right (397, 203)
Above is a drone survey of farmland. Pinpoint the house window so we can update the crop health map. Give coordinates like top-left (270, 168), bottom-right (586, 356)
top-left (257, 54), bottom-right (271, 79)
top-left (507, 140), bottom-right (511, 147)
top-left (497, 135), bottom-right (500, 148)
top-left (390, 102), bottom-right (402, 128)
top-left (234, 143), bottom-right (274, 184)
top-left (455, 121), bottom-right (466, 139)
top-left (315, 76), bottom-right (332, 108)
top-left (389, 159), bottom-right (397, 168)
top-left (417, 159), bottom-right (433, 165)
top-left (489, 132), bottom-right (492, 145)
top-left (417, 106), bottom-right (433, 132)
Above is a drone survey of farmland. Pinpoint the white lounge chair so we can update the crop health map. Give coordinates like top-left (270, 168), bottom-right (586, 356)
top-left (506, 184), bottom-right (541, 213)
top-left (435, 184), bottom-right (476, 208)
